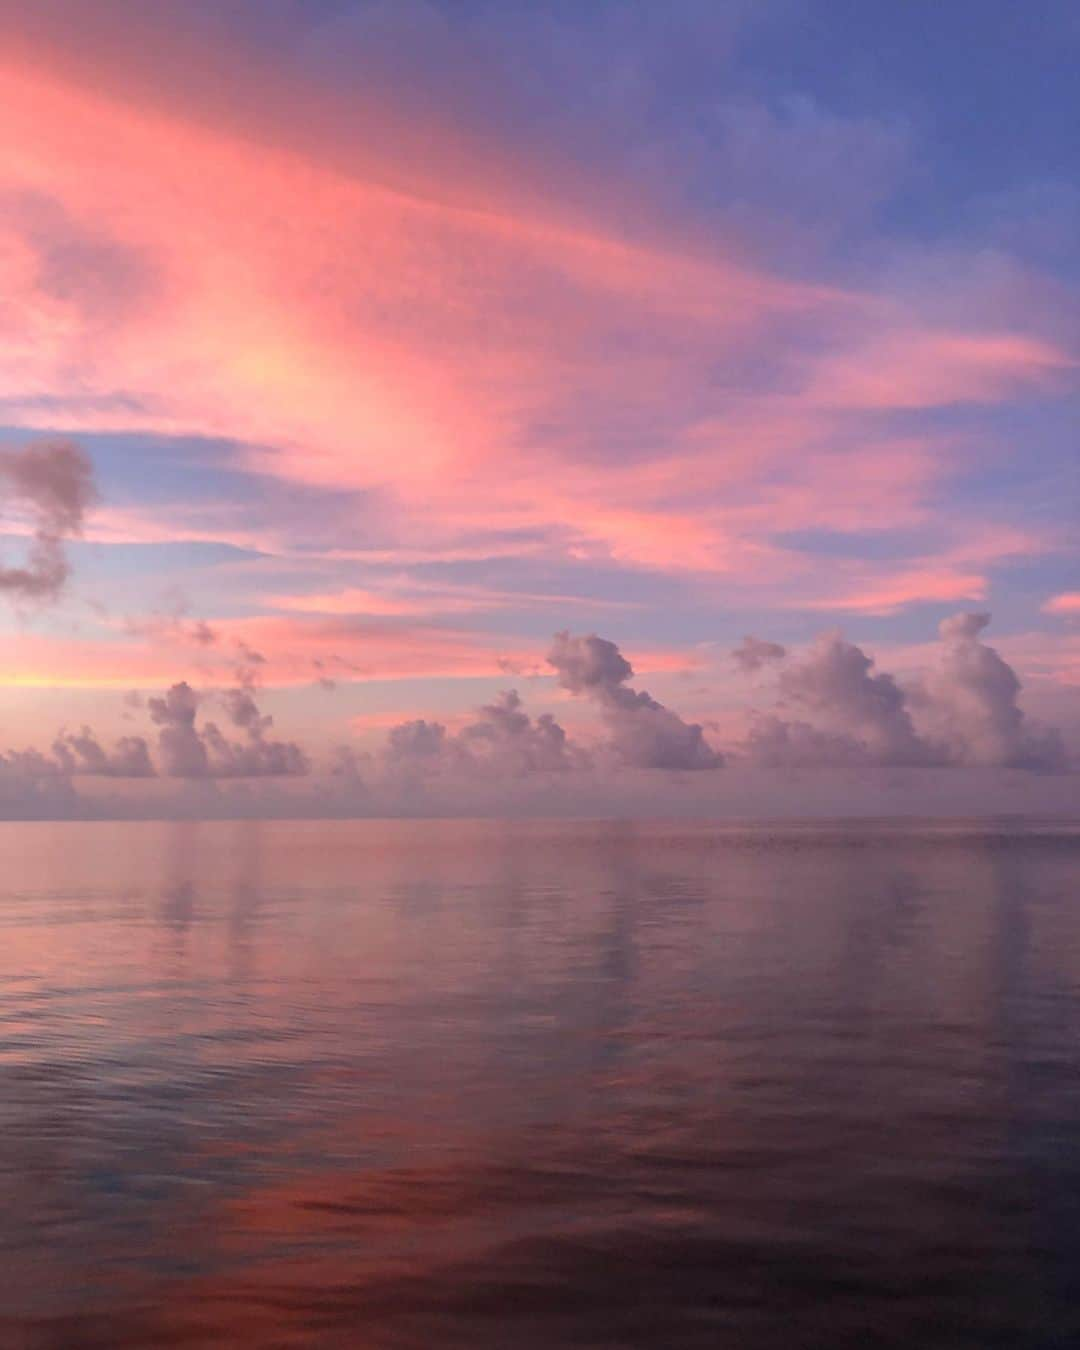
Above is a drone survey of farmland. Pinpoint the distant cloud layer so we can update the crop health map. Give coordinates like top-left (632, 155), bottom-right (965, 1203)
top-left (0, 615), bottom-right (1069, 820)
top-left (0, 614), bottom-right (1070, 820)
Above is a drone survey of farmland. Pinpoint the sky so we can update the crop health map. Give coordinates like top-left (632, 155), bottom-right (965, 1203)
top-left (0, 0), bottom-right (1077, 818)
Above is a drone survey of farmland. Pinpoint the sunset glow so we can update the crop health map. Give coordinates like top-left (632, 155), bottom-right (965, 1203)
top-left (0, 0), bottom-right (1076, 815)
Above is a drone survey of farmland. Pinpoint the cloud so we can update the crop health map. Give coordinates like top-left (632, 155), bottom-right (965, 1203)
top-left (385, 718), bottom-right (450, 767)
top-left (458, 690), bottom-right (584, 774)
top-left (383, 688), bottom-right (584, 784)
top-left (741, 612), bottom-right (1068, 771)
top-left (148, 679), bottom-right (309, 778)
top-left (148, 681), bottom-right (209, 777)
top-left (0, 438), bottom-right (97, 602)
top-left (915, 613), bottom-right (1066, 770)
top-left (548, 631), bottom-right (721, 769)
top-left (1043, 592), bottom-right (1080, 616)
top-left (52, 727), bottom-right (155, 777)
top-left (732, 634), bottom-right (786, 673)
top-left (802, 566), bottom-right (988, 615)
top-left (124, 595), bottom-right (220, 648)
top-left (804, 330), bottom-right (1073, 412)
top-left (329, 743), bottom-right (368, 783)
top-left (0, 747), bottom-right (77, 818)
top-left (7, 23), bottom-right (1069, 602)
top-left (0, 610), bottom-right (1072, 820)
top-left (768, 629), bottom-right (933, 765)
top-left (743, 715), bottom-right (889, 768)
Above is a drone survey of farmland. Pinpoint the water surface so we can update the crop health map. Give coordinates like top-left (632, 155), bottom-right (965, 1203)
top-left (2, 818), bottom-right (1079, 1347)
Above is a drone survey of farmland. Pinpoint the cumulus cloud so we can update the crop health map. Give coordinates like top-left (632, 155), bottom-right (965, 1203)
top-left (741, 612), bottom-right (1067, 772)
top-left (0, 439), bottom-right (97, 602)
top-left (732, 634), bottom-right (787, 673)
top-left (52, 727), bottom-right (155, 778)
top-left (0, 717), bottom-right (154, 823)
top-left (459, 689), bottom-right (583, 773)
top-left (385, 718), bottom-right (450, 766)
top-left (761, 629), bottom-right (935, 766)
top-left (148, 682), bottom-right (209, 777)
top-left (0, 605), bottom-right (1068, 821)
top-left (548, 631), bottom-right (721, 769)
top-left (148, 679), bottom-right (309, 778)
top-left (915, 612), bottom-right (1065, 770)
top-left (383, 689), bottom-right (584, 782)
top-left (743, 716), bottom-right (886, 768)
top-left (0, 676), bottom-right (309, 819)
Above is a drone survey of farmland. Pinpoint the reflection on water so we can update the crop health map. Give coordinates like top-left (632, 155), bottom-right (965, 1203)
top-left (1, 818), bottom-right (1079, 1347)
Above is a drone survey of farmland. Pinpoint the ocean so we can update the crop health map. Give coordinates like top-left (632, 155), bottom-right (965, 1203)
top-left (2, 817), bottom-right (1078, 1348)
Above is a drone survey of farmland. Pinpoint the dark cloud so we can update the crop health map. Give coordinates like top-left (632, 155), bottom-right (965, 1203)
top-left (548, 631), bottom-right (721, 770)
top-left (547, 632), bottom-right (634, 694)
top-left (312, 658), bottom-right (337, 691)
top-left (732, 634), bottom-right (786, 673)
top-left (234, 641), bottom-right (266, 667)
top-left (386, 718), bottom-right (450, 766)
top-left (0, 439), bottom-right (97, 602)
top-left (220, 686), bottom-right (268, 734)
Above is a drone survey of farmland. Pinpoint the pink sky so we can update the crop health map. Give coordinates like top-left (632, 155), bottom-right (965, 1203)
top-left (0, 1), bottom-right (1076, 815)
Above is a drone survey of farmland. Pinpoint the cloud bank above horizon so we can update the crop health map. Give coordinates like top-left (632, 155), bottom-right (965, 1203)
top-left (0, 1), bottom-right (1076, 818)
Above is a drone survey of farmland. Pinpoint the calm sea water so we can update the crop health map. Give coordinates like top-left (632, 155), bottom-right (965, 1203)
top-left (1, 818), bottom-right (1079, 1348)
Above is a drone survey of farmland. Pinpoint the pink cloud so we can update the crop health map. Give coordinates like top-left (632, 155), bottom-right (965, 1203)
top-left (805, 329), bottom-right (1074, 411)
top-left (2, 42), bottom-right (1070, 590)
top-left (268, 580), bottom-right (635, 619)
top-left (1043, 592), bottom-right (1080, 616)
top-left (0, 614), bottom-right (705, 692)
top-left (805, 568), bottom-right (988, 615)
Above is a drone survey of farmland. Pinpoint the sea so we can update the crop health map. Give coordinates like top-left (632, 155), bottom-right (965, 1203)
top-left (1, 817), bottom-right (1078, 1348)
